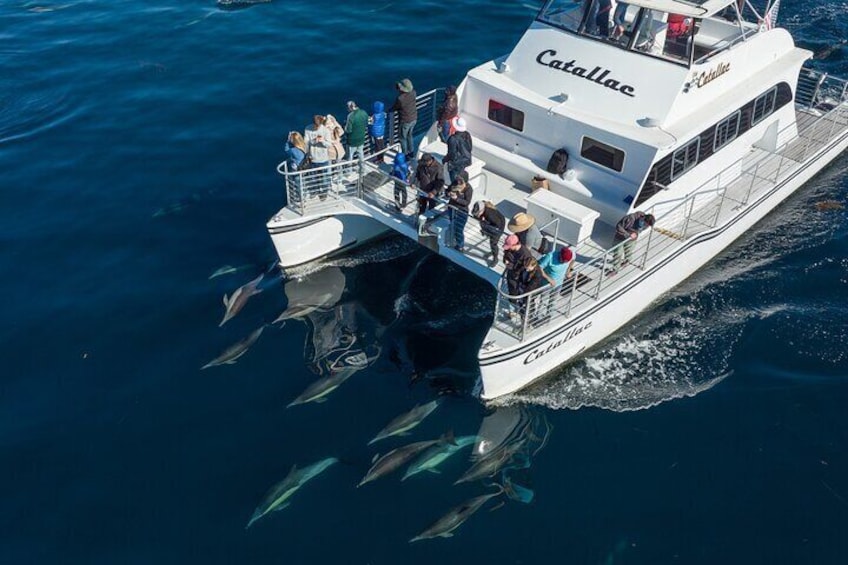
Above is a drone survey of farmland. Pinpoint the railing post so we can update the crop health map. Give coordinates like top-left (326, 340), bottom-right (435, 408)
top-left (565, 268), bottom-right (579, 317)
top-left (595, 254), bottom-right (608, 299)
top-left (681, 196), bottom-right (694, 238)
top-left (714, 186), bottom-right (727, 227)
top-left (640, 222), bottom-right (655, 269)
top-left (744, 161), bottom-right (758, 205)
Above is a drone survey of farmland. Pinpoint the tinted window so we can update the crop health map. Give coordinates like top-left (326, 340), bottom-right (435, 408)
top-left (671, 138), bottom-right (700, 180)
top-left (581, 137), bottom-right (625, 172)
top-left (488, 100), bottom-right (525, 131)
top-left (714, 111), bottom-right (741, 151)
top-left (752, 87), bottom-right (777, 125)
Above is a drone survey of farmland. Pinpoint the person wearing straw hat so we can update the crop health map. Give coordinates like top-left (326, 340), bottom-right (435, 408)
top-left (508, 212), bottom-right (543, 258)
top-left (443, 116), bottom-right (473, 185)
top-left (391, 78), bottom-right (418, 159)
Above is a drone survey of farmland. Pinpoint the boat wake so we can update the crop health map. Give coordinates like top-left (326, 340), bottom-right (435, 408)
top-left (282, 236), bottom-right (419, 281)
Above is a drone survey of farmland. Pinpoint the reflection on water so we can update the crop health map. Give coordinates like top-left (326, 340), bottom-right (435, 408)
top-left (278, 267), bottom-right (382, 377)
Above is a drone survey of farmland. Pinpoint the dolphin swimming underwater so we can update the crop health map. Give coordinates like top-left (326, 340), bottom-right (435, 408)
top-left (453, 439), bottom-right (526, 485)
top-left (358, 431), bottom-right (455, 487)
top-left (219, 273), bottom-right (264, 327)
top-left (201, 325), bottom-right (265, 369)
top-left (287, 368), bottom-right (356, 407)
top-left (367, 399), bottom-right (442, 445)
top-left (409, 487), bottom-right (503, 542)
top-left (402, 435), bottom-right (477, 481)
top-left (245, 456), bottom-right (338, 529)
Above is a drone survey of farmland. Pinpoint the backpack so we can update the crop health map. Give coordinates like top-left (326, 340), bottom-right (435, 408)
top-left (546, 148), bottom-right (569, 177)
top-left (537, 236), bottom-right (554, 255)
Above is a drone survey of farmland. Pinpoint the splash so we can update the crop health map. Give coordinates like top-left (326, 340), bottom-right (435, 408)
top-left (282, 237), bottom-right (419, 281)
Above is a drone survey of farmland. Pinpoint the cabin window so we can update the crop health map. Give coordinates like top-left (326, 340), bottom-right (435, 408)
top-left (751, 87), bottom-right (778, 125)
top-left (487, 100), bottom-right (525, 131)
top-left (713, 111), bottom-right (741, 151)
top-left (580, 137), bottom-right (625, 172)
top-left (671, 138), bottom-right (700, 180)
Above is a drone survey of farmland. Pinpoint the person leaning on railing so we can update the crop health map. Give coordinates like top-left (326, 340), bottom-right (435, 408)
top-left (472, 200), bottom-right (506, 266)
top-left (414, 153), bottom-right (445, 215)
top-left (611, 210), bottom-right (655, 273)
top-left (447, 171), bottom-right (473, 252)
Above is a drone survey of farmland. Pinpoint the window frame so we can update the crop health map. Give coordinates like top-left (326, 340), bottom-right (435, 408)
top-left (580, 136), bottom-right (626, 173)
top-left (713, 111), bottom-right (741, 152)
top-left (751, 87), bottom-right (778, 126)
top-left (487, 99), bottom-right (525, 132)
top-left (670, 138), bottom-right (700, 181)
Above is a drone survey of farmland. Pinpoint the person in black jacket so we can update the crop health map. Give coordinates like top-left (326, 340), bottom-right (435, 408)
top-left (472, 201), bottom-right (505, 265)
top-left (447, 171), bottom-right (473, 252)
top-left (391, 78), bottom-right (418, 158)
top-left (437, 85), bottom-right (458, 142)
top-left (443, 116), bottom-right (472, 184)
top-left (414, 153), bottom-right (444, 215)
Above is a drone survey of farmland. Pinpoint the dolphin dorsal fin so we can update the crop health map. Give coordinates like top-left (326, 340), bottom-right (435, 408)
top-left (223, 294), bottom-right (230, 307)
top-left (371, 453), bottom-right (380, 464)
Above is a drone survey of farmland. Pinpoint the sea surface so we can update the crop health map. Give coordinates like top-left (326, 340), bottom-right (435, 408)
top-left (2, 1), bottom-right (847, 563)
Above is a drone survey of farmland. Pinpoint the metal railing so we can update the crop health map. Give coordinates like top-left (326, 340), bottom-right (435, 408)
top-left (492, 68), bottom-right (848, 341)
top-left (278, 89), bottom-right (445, 213)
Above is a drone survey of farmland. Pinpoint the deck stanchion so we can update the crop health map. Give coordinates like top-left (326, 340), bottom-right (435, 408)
top-left (595, 254), bottom-right (608, 299)
top-left (640, 223), bottom-right (654, 269)
top-left (681, 196), bottom-right (694, 238)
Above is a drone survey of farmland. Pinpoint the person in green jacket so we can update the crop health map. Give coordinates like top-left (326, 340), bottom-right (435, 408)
top-left (344, 100), bottom-right (369, 161)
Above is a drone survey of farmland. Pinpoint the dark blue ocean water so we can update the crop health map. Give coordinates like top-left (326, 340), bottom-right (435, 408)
top-left (2, 1), bottom-right (847, 563)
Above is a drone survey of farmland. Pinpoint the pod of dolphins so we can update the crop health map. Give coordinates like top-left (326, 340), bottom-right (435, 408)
top-left (202, 266), bottom-right (542, 542)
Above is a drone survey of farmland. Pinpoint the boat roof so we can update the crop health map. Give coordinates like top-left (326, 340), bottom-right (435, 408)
top-left (610, 0), bottom-right (738, 18)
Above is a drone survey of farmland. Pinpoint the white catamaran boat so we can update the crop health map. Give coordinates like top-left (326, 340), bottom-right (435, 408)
top-left (267, 0), bottom-right (848, 400)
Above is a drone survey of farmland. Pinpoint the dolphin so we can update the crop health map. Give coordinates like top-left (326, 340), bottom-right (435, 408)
top-left (367, 399), bottom-right (442, 445)
top-left (219, 273), bottom-right (264, 327)
top-left (208, 264), bottom-right (254, 280)
top-left (402, 435), bottom-right (477, 481)
top-left (814, 39), bottom-right (847, 61)
top-left (201, 325), bottom-right (264, 370)
top-left (358, 431), bottom-right (456, 487)
top-left (409, 487), bottom-right (503, 542)
top-left (217, 0), bottom-right (271, 9)
top-left (245, 456), bottom-right (338, 529)
top-left (287, 368), bottom-right (356, 408)
top-left (454, 439), bottom-right (526, 485)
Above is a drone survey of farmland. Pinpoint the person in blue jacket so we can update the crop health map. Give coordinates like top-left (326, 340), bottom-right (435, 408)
top-left (539, 246), bottom-right (576, 286)
top-left (391, 152), bottom-right (411, 210)
top-left (369, 101), bottom-right (387, 160)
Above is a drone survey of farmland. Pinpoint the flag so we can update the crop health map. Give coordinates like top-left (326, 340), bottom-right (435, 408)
top-left (764, 0), bottom-right (781, 30)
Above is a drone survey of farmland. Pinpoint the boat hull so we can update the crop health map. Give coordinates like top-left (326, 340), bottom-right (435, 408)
top-left (267, 209), bottom-right (388, 268)
top-left (478, 131), bottom-right (848, 400)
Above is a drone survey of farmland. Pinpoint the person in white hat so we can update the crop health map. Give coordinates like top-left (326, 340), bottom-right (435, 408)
top-left (443, 116), bottom-right (473, 184)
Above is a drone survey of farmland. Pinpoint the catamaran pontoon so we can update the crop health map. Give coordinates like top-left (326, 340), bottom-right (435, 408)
top-left (267, 0), bottom-right (848, 399)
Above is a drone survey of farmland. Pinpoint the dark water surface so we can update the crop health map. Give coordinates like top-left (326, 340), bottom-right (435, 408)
top-left (2, 1), bottom-right (847, 563)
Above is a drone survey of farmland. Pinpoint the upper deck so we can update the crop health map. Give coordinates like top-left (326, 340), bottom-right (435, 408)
top-left (273, 68), bottom-right (848, 352)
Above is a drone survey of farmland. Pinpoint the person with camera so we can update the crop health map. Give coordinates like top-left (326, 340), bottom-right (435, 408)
top-left (447, 170), bottom-right (473, 252)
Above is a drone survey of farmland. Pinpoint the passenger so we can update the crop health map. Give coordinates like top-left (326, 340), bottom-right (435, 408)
top-left (391, 78), bottom-right (418, 159)
top-left (368, 101), bottom-right (387, 160)
top-left (447, 171), bottom-right (473, 252)
top-left (322, 114), bottom-right (345, 163)
top-left (517, 256), bottom-right (556, 319)
top-left (666, 13), bottom-right (692, 39)
top-left (596, 0), bottom-right (612, 38)
top-left (285, 131), bottom-right (309, 171)
top-left (391, 152), bottom-right (411, 211)
top-left (508, 212), bottom-right (544, 258)
top-left (414, 152), bottom-right (445, 215)
top-left (531, 175), bottom-right (550, 192)
top-left (612, 2), bottom-right (628, 39)
top-left (472, 200), bottom-right (506, 266)
top-left (611, 211), bottom-right (655, 271)
top-left (503, 234), bottom-right (533, 298)
top-left (344, 100), bottom-right (369, 162)
top-left (437, 85), bottom-right (459, 143)
top-left (582, 0), bottom-right (598, 35)
top-left (539, 246), bottom-right (575, 286)
top-left (443, 116), bottom-right (473, 184)
top-left (304, 115), bottom-right (331, 168)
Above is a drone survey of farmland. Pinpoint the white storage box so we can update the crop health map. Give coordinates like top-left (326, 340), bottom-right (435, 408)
top-left (525, 189), bottom-right (600, 245)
